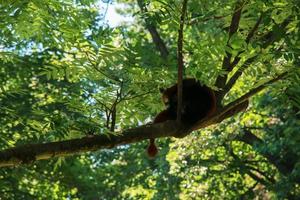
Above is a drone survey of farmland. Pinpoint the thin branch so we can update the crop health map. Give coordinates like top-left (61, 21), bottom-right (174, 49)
top-left (224, 55), bottom-right (257, 93)
top-left (246, 170), bottom-right (270, 186)
top-left (110, 106), bottom-right (116, 132)
top-left (240, 182), bottom-right (258, 198)
top-left (221, 19), bottom-right (291, 95)
top-left (228, 13), bottom-right (264, 72)
top-left (86, 92), bottom-right (112, 128)
top-left (224, 72), bottom-right (288, 111)
top-left (94, 98), bottom-right (111, 112)
top-left (260, 18), bottom-right (290, 49)
top-left (228, 1), bottom-right (244, 38)
top-left (246, 13), bottom-right (264, 43)
top-left (110, 81), bottom-right (124, 132)
top-left (95, 98), bottom-right (112, 128)
top-left (215, 0), bottom-right (245, 93)
top-left (245, 165), bottom-right (275, 183)
top-left (189, 15), bottom-right (225, 25)
top-left (219, 18), bottom-right (290, 99)
top-left (123, 89), bottom-right (156, 101)
top-left (177, 0), bottom-right (188, 122)
top-left (84, 52), bottom-right (121, 83)
top-left (227, 142), bottom-right (273, 185)
top-left (137, 0), bottom-right (169, 59)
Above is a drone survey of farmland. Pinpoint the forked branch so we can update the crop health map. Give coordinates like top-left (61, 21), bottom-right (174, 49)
top-left (216, 16), bottom-right (290, 102)
top-left (190, 72), bottom-right (288, 132)
top-left (215, 0), bottom-right (245, 91)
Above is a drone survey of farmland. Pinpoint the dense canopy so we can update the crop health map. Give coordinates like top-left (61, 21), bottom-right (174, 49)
top-left (0, 0), bottom-right (299, 199)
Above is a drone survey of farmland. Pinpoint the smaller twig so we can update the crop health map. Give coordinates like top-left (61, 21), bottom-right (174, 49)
top-left (228, 13), bottom-right (264, 72)
top-left (237, 129), bottom-right (298, 177)
top-left (123, 89), bottom-right (156, 101)
top-left (220, 18), bottom-right (290, 99)
top-left (94, 98), bottom-right (111, 112)
top-left (246, 170), bottom-right (270, 186)
top-left (246, 13), bottom-right (264, 43)
top-left (84, 52), bottom-right (121, 83)
top-left (188, 15), bottom-right (225, 25)
top-left (260, 18), bottom-right (290, 49)
top-left (224, 56), bottom-right (257, 93)
top-left (245, 165), bottom-right (275, 183)
top-left (224, 71), bottom-right (288, 111)
top-left (240, 182), bottom-right (258, 198)
top-left (110, 82), bottom-right (124, 132)
top-left (93, 96), bottom-right (113, 128)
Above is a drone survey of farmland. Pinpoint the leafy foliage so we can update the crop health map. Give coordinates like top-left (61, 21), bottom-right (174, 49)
top-left (0, 0), bottom-right (299, 199)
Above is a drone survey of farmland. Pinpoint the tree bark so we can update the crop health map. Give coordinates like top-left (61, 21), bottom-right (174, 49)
top-left (0, 72), bottom-right (287, 168)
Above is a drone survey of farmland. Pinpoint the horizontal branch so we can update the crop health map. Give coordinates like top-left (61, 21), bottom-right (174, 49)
top-left (0, 97), bottom-right (257, 168)
top-left (0, 121), bottom-right (180, 168)
top-left (1, 104), bottom-right (242, 168)
top-left (0, 72), bottom-right (287, 168)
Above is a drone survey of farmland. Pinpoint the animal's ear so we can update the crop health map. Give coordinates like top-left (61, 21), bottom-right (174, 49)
top-left (159, 88), bottom-right (165, 93)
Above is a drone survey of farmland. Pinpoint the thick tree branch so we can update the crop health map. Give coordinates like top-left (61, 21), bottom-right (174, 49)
top-left (177, 0), bottom-right (188, 122)
top-left (137, 0), bottom-right (169, 59)
top-left (0, 72), bottom-right (288, 168)
top-left (0, 100), bottom-right (251, 167)
top-left (0, 121), bottom-right (180, 168)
